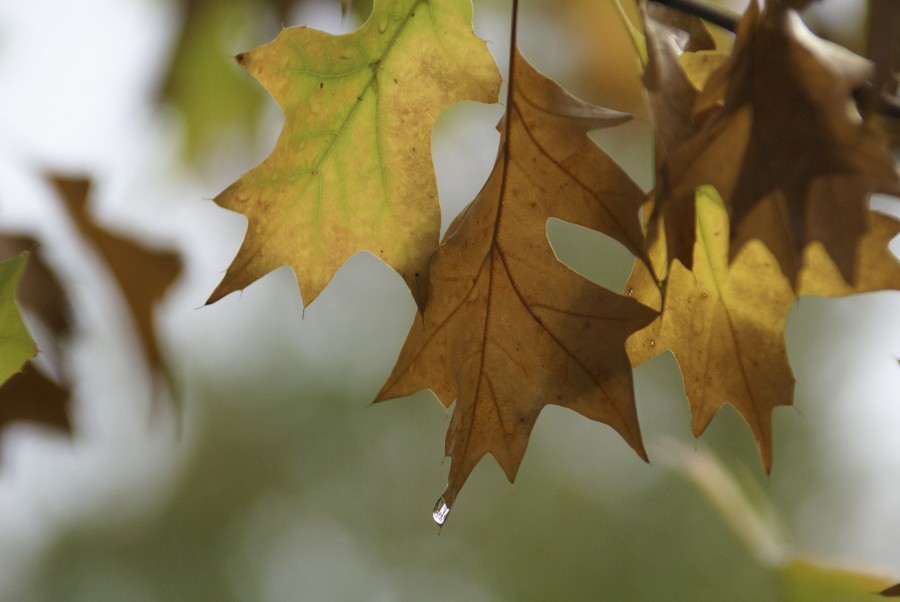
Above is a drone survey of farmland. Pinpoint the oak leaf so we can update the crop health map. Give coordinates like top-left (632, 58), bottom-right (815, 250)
top-left (648, 0), bottom-right (900, 286)
top-left (627, 187), bottom-right (900, 469)
top-left (377, 49), bottom-right (655, 509)
top-left (207, 0), bottom-right (501, 308)
top-left (0, 364), bottom-right (70, 436)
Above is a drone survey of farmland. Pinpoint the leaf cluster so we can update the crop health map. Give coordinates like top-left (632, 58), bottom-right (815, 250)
top-left (203, 0), bottom-right (900, 523)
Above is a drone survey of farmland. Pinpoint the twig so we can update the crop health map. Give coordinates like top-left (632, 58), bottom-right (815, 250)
top-left (647, 0), bottom-right (739, 32)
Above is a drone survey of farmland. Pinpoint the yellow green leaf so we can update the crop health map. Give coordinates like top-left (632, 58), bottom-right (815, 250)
top-left (779, 558), bottom-right (893, 602)
top-left (207, 0), bottom-right (501, 308)
top-left (0, 253), bottom-right (38, 387)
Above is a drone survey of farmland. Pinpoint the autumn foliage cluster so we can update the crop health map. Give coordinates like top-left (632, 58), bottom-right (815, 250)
top-left (2, 0), bottom-right (899, 528)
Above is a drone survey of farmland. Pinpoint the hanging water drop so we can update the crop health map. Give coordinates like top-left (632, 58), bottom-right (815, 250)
top-left (377, 15), bottom-right (389, 33)
top-left (432, 496), bottom-right (451, 526)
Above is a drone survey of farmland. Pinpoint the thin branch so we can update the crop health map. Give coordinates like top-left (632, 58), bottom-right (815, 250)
top-left (648, 0), bottom-right (739, 32)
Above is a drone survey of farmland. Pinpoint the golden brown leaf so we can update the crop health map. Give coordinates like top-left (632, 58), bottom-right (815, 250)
top-left (649, 0), bottom-right (900, 286)
top-left (628, 188), bottom-right (795, 470)
top-left (555, 0), bottom-right (646, 114)
top-left (627, 187), bottom-right (900, 470)
top-left (378, 50), bottom-right (655, 509)
top-left (52, 177), bottom-right (181, 373)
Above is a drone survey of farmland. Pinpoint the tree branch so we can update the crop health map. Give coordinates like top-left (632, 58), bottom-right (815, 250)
top-left (647, 0), bottom-right (739, 32)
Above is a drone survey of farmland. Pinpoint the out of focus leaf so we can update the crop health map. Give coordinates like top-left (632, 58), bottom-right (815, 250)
top-left (0, 363), bottom-right (70, 435)
top-left (160, 0), bottom-right (291, 161)
top-left (52, 177), bottom-right (181, 373)
top-left (0, 253), bottom-right (37, 387)
top-left (0, 238), bottom-right (72, 437)
top-left (0, 236), bottom-right (71, 352)
top-left (667, 443), bottom-right (894, 601)
top-left (780, 558), bottom-right (892, 601)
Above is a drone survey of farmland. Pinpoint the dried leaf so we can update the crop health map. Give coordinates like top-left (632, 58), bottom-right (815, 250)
top-left (207, 0), bottom-right (501, 308)
top-left (378, 50), bottom-right (654, 508)
top-left (628, 187), bottom-right (795, 470)
top-left (52, 177), bottom-right (180, 373)
top-left (628, 187), bottom-right (900, 469)
top-left (0, 363), bottom-right (70, 435)
top-left (0, 236), bottom-right (71, 355)
top-left (648, 0), bottom-right (900, 286)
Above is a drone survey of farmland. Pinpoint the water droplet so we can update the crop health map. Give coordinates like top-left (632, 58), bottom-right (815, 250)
top-left (649, 339), bottom-right (656, 347)
top-left (432, 496), bottom-right (451, 526)
top-left (377, 16), bottom-right (389, 33)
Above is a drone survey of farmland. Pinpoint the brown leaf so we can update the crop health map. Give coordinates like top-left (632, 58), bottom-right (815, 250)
top-left (377, 50), bottom-right (655, 509)
top-left (0, 363), bottom-right (70, 435)
top-left (641, 0), bottom-right (717, 158)
top-left (649, 0), bottom-right (900, 286)
top-left (627, 188), bottom-right (900, 470)
top-left (51, 177), bottom-right (181, 373)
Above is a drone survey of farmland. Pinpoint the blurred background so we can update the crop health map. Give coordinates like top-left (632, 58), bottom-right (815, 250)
top-left (0, 0), bottom-right (898, 599)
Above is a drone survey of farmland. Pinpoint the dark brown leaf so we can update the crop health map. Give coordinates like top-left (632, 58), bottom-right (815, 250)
top-left (649, 0), bottom-right (900, 286)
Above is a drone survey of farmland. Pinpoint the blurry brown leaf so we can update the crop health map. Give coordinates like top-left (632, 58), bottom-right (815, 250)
top-left (648, 0), bottom-right (900, 287)
top-left (627, 187), bottom-right (900, 470)
top-left (882, 581), bottom-right (900, 596)
top-left (0, 363), bottom-right (70, 435)
top-left (51, 177), bottom-right (180, 373)
top-left (378, 50), bottom-right (655, 510)
top-left (556, 0), bottom-right (647, 114)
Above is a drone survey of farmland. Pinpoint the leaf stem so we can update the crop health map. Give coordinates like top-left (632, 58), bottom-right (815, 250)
top-left (647, 0), bottom-right (738, 32)
top-left (508, 0), bottom-right (519, 86)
